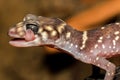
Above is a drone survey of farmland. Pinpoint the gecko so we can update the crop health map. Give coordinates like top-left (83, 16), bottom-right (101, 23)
top-left (8, 14), bottom-right (120, 80)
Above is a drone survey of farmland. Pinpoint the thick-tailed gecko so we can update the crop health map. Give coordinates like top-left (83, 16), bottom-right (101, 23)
top-left (8, 14), bottom-right (120, 80)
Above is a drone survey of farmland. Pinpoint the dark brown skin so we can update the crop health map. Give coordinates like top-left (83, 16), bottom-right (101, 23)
top-left (8, 14), bottom-right (120, 80)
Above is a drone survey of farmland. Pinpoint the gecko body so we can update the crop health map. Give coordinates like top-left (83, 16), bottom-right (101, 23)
top-left (8, 14), bottom-right (120, 80)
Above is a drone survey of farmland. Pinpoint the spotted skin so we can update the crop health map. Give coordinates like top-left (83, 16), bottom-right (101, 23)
top-left (8, 14), bottom-right (120, 80)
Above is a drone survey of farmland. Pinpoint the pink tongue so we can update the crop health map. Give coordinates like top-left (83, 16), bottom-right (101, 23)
top-left (24, 29), bottom-right (35, 41)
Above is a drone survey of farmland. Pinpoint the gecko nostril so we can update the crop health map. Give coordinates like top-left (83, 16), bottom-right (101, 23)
top-left (26, 24), bottom-right (39, 34)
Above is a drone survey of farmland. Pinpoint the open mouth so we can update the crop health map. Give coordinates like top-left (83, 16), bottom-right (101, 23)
top-left (11, 38), bottom-right (26, 42)
top-left (9, 37), bottom-right (28, 45)
top-left (8, 27), bottom-right (38, 47)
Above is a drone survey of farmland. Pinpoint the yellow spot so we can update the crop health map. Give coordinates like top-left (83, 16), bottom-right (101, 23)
top-left (38, 28), bottom-right (43, 33)
top-left (57, 23), bottom-right (66, 33)
top-left (51, 30), bottom-right (57, 37)
top-left (16, 22), bottom-right (23, 27)
top-left (45, 25), bottom-right (53, 31)
top-left (19, 32), bottom-right (25, 36)
top-left (80, 31), bottom-right (88, 49)
top-left (66, 32), bottom-right (71, 39)
top-left (17, 27), bottom-right (24, 32)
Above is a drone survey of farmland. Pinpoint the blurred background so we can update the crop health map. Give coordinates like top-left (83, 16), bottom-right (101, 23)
top-left (1, 0), bottom-right (120, 80)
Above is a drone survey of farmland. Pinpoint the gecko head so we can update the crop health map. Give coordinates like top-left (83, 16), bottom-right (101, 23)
top-left (8, 14), bottom-right (67, 47)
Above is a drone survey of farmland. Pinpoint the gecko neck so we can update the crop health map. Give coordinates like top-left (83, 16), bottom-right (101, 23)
top-left (54, 25), bottom-right (85, 58)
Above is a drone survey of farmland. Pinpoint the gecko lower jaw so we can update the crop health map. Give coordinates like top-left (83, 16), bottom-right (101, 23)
top-left (9, 36), bottom-right (41, 47)
top-left (9, 38), bottom-right (35, 47)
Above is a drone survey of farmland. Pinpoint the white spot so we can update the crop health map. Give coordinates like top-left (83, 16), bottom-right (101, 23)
top-left (107, 73), bottom-right (110, 76)
top-left (113, 46), bottom-right (116, 49)
top-left (80, 45), bottom-right (85, 50)
top-left (107, 62), bottom-right (111, 67)
top-left (115, 36), bottom-right (119, 41)
top-left (109, 46), bottom-right (111, 49)
top-left (94, 44), bottom-right (98, 48)
top-left (85, 55), bottom-right (87, 58)
top-left (114, 31), bottom-right (120, 35)
top-left (97, 64), bottom-right (100, 66)
top-left (90, 50), bottom-right (93, 53)
top-left (41, 31), bottom-right (48, 41)
top-left (96, 57), bottom-right (99, 60)
top-left (102, 44), bottom-right (105, 49)
top-left (80, 31), bottom-right (88, 49)
top-left (99, 36), bottom-right (103, 40)
top-left (115, 23), bottom-right (120, 25)
top-left (101, 27), bottom-right (105, 29)
top-left (116, 49), bottom-right (119, 52)
top-left (75, 45), bottom-right (78, 48)
top-left (113, 40), bottom-right (116, 46)
top-left (97, 36), bottom-right (103, 43)
top-left (98, 40), bottom-right (102, 43)
top-left (107, 35), bottom-right (110, 38)
top-left (111, 72), bottom-right (114, 76)
top-left (89, 58), bottom-right (92, 61)
top-left (55, 39), bottom-right (60, 43)
top-left (70, 43), bottom-right (73, 47)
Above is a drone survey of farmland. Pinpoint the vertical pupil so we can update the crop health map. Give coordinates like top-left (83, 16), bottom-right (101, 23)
top-left (26, 24), bottom-right (38, 34)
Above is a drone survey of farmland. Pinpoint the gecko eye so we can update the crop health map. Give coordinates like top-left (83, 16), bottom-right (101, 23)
top-left (26, 24), bottom-right (39, 34)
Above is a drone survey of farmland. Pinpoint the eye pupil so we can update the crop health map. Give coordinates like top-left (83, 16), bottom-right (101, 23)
top-left (26, 24), bottom-right (38, 34)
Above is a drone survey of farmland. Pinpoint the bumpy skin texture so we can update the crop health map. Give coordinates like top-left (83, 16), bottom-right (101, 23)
top-left (8, 14), bottom-right (120, 80)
